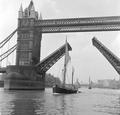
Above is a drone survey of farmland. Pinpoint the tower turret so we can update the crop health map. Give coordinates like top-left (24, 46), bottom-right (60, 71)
top-left (30, 3), bottom-right (36, 18)
top-left (18, 4), bottom-right (23, 18)
top-left (39, 13), bottom-right (42, 20)
top-left (17, 0), bottom-right (42, 66)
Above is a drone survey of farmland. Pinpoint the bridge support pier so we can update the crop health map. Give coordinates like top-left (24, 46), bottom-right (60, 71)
top-left (4, 65), bottom-right (45, 90)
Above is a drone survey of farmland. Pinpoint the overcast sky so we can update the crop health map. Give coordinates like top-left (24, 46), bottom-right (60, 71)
top-left (1, 0), bottom-right (120, 83)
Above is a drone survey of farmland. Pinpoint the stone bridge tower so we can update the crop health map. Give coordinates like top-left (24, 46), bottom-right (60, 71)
top-left (4, 1), bottom-right (44, 90)
top-left (17, 1), bottom-right (42, 66)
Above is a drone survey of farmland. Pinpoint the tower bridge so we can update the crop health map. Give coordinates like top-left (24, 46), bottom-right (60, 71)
top-left (1, 1), bottom-right (120, 90)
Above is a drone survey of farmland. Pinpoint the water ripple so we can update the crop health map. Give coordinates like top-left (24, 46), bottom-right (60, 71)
top-left (0, 88), bottom-right (120, 115)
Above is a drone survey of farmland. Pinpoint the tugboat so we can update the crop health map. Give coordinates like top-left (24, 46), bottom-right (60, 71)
top-left (53, 39), bottom-right (78, 94)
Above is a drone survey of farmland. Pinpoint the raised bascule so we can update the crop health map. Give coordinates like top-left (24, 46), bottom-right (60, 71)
top-left (1, 1), bottom-right (120, 90)
top-left (92, 37), bottom-right (120, 75)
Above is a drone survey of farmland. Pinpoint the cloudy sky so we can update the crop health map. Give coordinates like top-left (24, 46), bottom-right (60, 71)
top-left (1, 0), bottom-right (120, 83)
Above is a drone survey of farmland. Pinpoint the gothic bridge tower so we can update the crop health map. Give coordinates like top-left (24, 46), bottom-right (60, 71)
top-left (5, 1), bottom-right (44, 90)
top-left (17, 0), bottom-right (42, 66)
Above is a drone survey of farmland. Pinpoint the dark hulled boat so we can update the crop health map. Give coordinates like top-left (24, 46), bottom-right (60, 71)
top-left (53, 85), bottom-right (78, 94)
top-left (53, 39), bottom-right (78, 94)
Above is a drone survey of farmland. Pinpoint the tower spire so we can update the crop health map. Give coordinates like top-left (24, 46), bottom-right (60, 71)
top-left (28, 0), bottom-right (34, 10)
top-left (18, 3), bottom-right (23, 18)
top-left (19, 4), bottom-right (23, 12)
top-left (39, 13), bottom-right (43, 20)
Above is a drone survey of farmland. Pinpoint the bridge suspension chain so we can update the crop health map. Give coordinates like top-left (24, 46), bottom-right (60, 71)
top-left (0, 29), bottom-right (17, 48)
top-left (0, 44), bottom-right (17, 62)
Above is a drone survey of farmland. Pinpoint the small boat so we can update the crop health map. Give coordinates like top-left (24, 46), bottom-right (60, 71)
top-left (88, 86), bottom-right (92, 89)
top-left (53, 39), bottom-right (78, 94)
top-left (88, 76), bottom-right (92, 89)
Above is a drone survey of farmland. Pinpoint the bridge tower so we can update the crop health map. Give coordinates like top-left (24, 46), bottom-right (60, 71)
top-left (4, 1), bottom-right (45, 90)
top-left (3, 0), bottom-right (72, 90)
top-left (17, 1), bottom-right (42, 66)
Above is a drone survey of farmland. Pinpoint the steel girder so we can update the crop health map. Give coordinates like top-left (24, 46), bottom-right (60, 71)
top-left (92, 37), bottom-right (120, 74)
top-left (35, 42), bottom-right (72, 73)
top-left (35, 16), bottom-right (120, 33)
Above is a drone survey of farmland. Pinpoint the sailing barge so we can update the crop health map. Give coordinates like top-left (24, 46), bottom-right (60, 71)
top-left (53, 39), bottom-right (78, 94)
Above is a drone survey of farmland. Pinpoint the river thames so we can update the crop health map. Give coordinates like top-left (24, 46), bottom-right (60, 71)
top-left (0, 88), bottom-right (120, 115)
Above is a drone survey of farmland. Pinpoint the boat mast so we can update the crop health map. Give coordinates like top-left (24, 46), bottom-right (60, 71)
top-left (72, 66), bottom-right (74, 85)
top-left (89, 76), bottom-right (91, 87)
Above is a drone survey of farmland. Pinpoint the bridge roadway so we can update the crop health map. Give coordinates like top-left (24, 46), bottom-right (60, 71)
top-left (92, 37), bottom-right (120, 75)
top-left (36, 42), bottom-right (71, 73)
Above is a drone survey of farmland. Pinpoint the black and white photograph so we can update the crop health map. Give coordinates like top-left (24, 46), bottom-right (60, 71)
top-left (1, 0), bottom-right (120, 115)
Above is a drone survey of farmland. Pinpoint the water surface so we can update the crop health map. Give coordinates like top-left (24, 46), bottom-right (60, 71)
top-left (0, 88), bottom-right (120, 115)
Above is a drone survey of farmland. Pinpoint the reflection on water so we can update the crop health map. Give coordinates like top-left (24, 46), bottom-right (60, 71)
top-left (0, 88), bottom-right (120, 115)
top-left (0, 90), bottom-right (45, 115)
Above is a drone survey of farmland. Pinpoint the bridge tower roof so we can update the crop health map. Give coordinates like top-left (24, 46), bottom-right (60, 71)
top-left (19, 4), bottom-right (23, 12)
top-left (28, 0), bottom-right (35, 11)
top-left (19, 0), bottom-right (38, 19)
